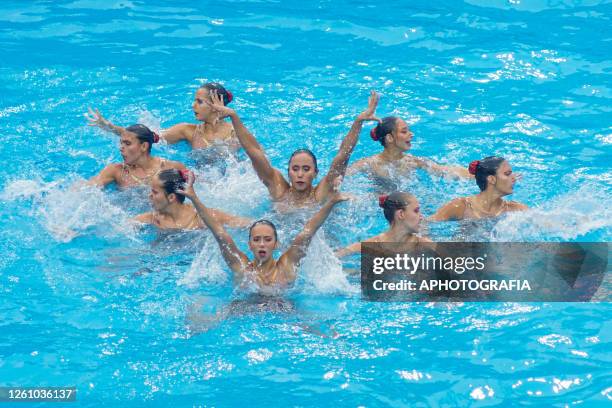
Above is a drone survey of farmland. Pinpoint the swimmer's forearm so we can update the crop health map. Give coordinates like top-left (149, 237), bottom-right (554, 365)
top-left (228, 112), bottom-right (264, 152)
top-left (190, 196), bottom-right (221, 232)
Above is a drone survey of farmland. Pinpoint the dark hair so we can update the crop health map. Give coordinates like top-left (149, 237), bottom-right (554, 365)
top-left (379, 191), bottom-right (414, 224)
top-left (125, 124), bottom-right (159, 153)
top-left (157, 169), bottom-right (187, 203)
top-left (288, 149), bottom-right (318, 173)
top-left (469, 156), bottom-right (506, 191)
top-left (370, 116), bottom-right (399, 147)
top-left (200, 82), bottom-right (233, 106)
top-left (249, 219), bottom-right (278, 241)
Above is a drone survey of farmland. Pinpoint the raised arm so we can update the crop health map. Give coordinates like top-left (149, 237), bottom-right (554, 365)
top-left (178, 172), bottom-right (249, 275)
top-left (278, 179), bottom-right (349, 279)
top-left (317, 91), bottom-right (381, 200)
top-left (86, 108), bottom-right (125, 136)
top-left (207, 91), bottom-right (288, 198)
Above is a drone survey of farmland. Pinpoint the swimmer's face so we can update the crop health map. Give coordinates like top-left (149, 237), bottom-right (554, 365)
top-left (390, 119), bottom-right (413, 151)
top-left (192, 88), bottom-right (214, 122)
top-left (288, 153), bottom-right (317, 192)
top-left (396, 199), bottom-right (422, 233)
top-left (248, 224), bottom-right (278, 263)
top-left (149, 177), bottom-right (170, 211)
top-left (120, 131), bottom-right (148, 164)
top-left (488, 161), bottom-right (516, 195)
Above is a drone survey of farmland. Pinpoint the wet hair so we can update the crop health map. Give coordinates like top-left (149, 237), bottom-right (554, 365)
top-left (288, 149), bottom-right (319, 173)
top-left (370, 116), bottom-right (399, 147)
top-left (378, 191), bottom-right (414, 224)
top-left (157, 169), bottom-right (187, 203)
top-left (124, 124), bottom-right (159, 153)
top-left (200, 82), bottom-right (233, 106)
top-left (249, 219), bottom-right (278, 241)
top-left (468, 156), bottom-right (506, 191)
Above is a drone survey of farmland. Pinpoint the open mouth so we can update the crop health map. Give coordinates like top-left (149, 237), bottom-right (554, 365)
top-left (258, 250), bottom-right (267, 258)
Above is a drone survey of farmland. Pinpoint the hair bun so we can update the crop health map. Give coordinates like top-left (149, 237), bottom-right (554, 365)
top-left (226, 89), bottom-right (233, 104)
top-left (378, 194), bottom-right (388, 208)
top-left (178, 169), bottom-right (193, 182)
top-left (468, 160), bottom-right (480, 175)
top-left (153, 132), bottom-right (160, 143)
top-left (370, 126), bottom-right (379, 141)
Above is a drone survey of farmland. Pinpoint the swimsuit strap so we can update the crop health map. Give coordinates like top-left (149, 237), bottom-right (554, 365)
top-left (465, 196), bottom-right (507, 218)
top-left (122, 159), bottom-right (164, 186)
top-left (194, 123), bottom-right (212, 147)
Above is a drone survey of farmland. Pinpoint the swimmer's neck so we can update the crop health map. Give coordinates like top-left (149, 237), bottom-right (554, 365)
top-left (157, 201), bottom-right (187, 221)
top-left (474, 189), bottom-right (506, 211)
top-left (385, 224), bottom-right (418, 242)
top-left (380, 147), bottom-right (406, 161)
top-left (129, 154), bottom-right (158, 171)
top-left (251, 256), bottom-right (276, 269)
top-left (287, 185), bottom-right (315, 202)
top-left (199, 116), bottom-right (224, 129)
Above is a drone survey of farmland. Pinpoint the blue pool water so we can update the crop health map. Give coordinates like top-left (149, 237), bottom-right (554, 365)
top-left (1, 0), bottom-right (611, 406)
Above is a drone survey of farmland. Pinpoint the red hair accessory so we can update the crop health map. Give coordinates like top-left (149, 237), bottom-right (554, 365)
top-left (378, 194), bottom-right (388, 208)
top-left (370, 127), bottom-right (379, 141)
top-left (225, 90), bottom-right (233, 104)
top-left (153, 132), bottom-right (160, 143)
top-left (179, 169), bottom-right (193, 182)
top-left (468, 160), bottom-right (480, 175)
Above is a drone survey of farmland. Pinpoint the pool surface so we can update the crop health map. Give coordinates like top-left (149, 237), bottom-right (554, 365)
top-left (1, 0), bottom-right (611, 406)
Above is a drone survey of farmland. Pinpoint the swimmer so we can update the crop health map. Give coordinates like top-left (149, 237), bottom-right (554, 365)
top-left (178, 172), bottom-right (349, 293)
top-left (205, 90), bottom-right (381, 209)
top-left (86, 82), bottom-right (238, 150)
top-left (346, 116), bottom-right (472, 180)
top-left (133, 169), bottom-right (251, 230)
top-left (87, 124), bottom-right (186, 188)
top-left (336, 191), bottom-right (431, 258)
top-left (430, 156), bottom-right (528, 221)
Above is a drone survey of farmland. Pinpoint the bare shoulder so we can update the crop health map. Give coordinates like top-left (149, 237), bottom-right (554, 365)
top-left (133, 212), bottom-right (153, 224)
top-left (164, 159), bottom-right (187, 170)
top-left (506, 200), bottom-right (529, 211)
top-left (220, 121), bottom-right (235, 139)
top-left (166, 123), bottom-right (196, 141)
top-left (430, 197), bottom-right (467, 221)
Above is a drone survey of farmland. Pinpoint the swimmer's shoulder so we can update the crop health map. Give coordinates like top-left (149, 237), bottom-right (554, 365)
top-left (220, 121), bottom-right (235, 139)
top-left (164, 123), bottom-right (196, 144)
top-left (430, 196), bottom-right (468, 221)
top-left (506, 200), bottom-right (529, 212)
top-left (161, 158), bottom-right (187, 171)
top-left (132, 212), bottom-right (154, 225)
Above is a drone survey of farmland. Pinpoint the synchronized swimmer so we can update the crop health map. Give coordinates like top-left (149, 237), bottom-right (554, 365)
top-left (87, 124), bottom-right (185, 188)
top-left (430, 156), bottom-right (527, 221)
top-left (336, 191), bottom-right (431, 258)
top-left (347, 116), bottom-right (472, 180)
top-left (133, 169), bottom-right (251, 230)
top-left (206, 90), bottom-right (381, 210)
top-left (82, 85), bottom-right (530, 301)
top-left (87, 82), bottom-right (238, 151)
top-left (178, 173), bottom-right (348, 294)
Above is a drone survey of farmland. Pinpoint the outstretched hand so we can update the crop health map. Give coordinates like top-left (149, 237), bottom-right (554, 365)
top-left (85, 108), bottom-right (114, 131)
top-left (176, 170), bottom-right (198, 201)
top-left (206, 90), bottom-right (235, 119)
top-left (356, 90), bottom-right (381, 123)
